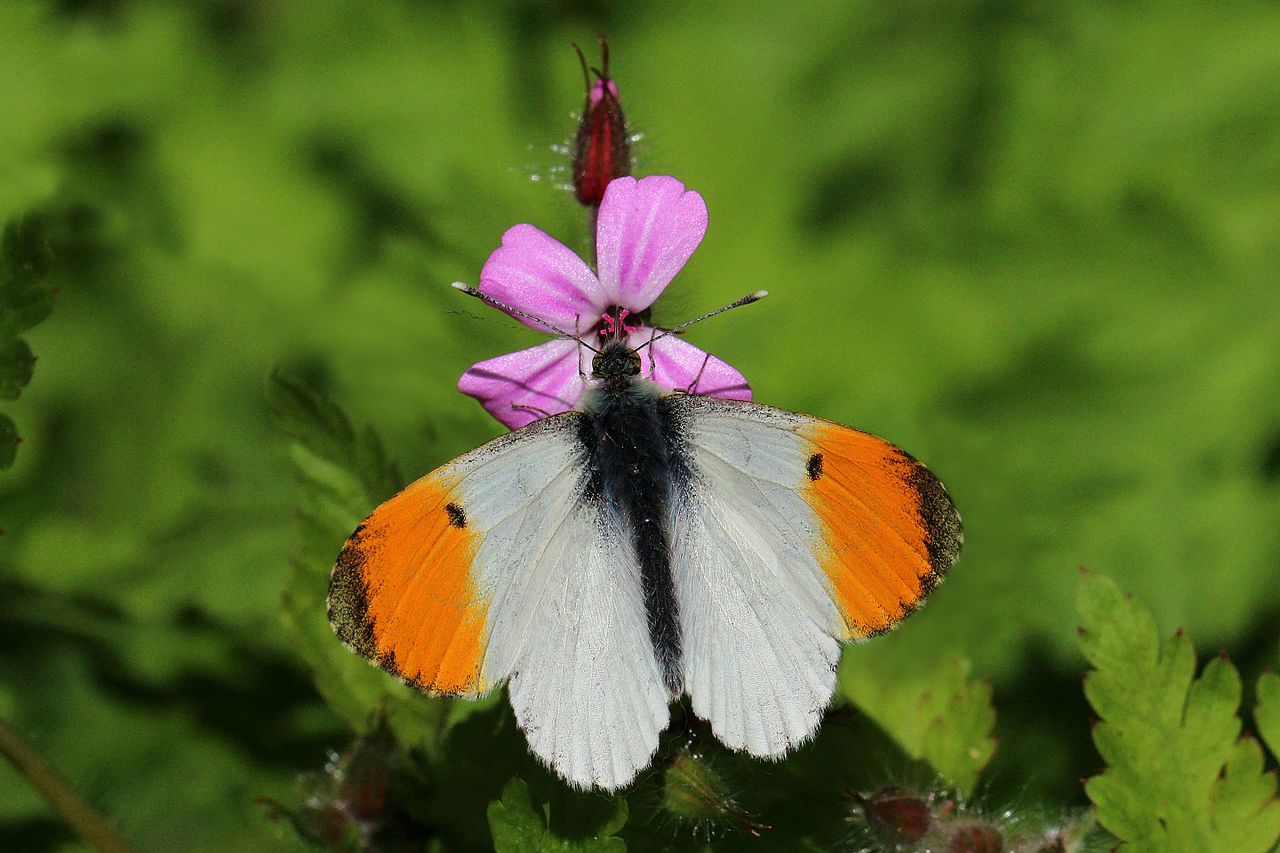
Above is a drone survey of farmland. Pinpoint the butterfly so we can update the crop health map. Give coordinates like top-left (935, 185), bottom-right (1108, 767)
top-left (328, 287), bottom-right (963, 791)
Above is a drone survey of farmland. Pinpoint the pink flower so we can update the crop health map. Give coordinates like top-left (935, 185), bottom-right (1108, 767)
top-left (458, 175), bottom-right (751, 430)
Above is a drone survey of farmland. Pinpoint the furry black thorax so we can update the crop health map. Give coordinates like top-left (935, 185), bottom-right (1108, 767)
top-left (577, 340), bottom-right (687, 694)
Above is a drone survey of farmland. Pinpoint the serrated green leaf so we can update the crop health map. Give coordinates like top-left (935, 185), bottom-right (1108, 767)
top-left (1257, 671), bottom-right (1280, 761)
top-left (267, 368), bottom-right (359, 470)
top-left (839, 653), bottom-right (996, 795)
top-left (268, 367), bottom-right (402, 502)
top-left (489, 779), bottom-right (548, 851)
top-left (487, 778), bottom-right (627, 853)
top-left (269, 368), bottom-right (462, 760)
top-left (1077, 572), bottom-right (1280, 852)
top-left (1212, 736), bottom-right (1280, 851)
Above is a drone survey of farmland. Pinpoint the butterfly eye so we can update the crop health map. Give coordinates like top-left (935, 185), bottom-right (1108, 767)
top-left (592, 352), bottom-right (605, 376)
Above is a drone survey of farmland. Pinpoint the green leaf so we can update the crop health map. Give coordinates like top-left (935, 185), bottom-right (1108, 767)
top-left (267, 368), bottom-right (359, 473)
top-left (1256, 670), bottom-right (1280, 762)
top-left (0, 214), bottom-right (55, 340)
top-left (267, 367), bottom-right (402, 503)
top-left (839, 652), bottom-right (996, 795)
top-left (487, 778), bottom-right (627, 853)
top-left (1077, 571), bottom-right (1280, 852)
top-left (1213, 736), bottom-right (1280, 852)
top-left (269, 368), bottom-right (450, 758)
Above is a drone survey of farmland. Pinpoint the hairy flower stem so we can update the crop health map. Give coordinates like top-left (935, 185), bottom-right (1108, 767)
top-left (0, 715), bottom-right (137, 853)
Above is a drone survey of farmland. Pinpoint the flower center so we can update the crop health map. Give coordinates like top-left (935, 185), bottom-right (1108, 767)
top-left (598, 305), bottom-right (643, 341)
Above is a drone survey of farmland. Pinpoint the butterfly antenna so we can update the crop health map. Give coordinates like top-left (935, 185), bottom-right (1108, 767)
top-left (571, 42), bottom-right (591, 93)
top-left (633, 290), bottom-right (768, 352)
top-left (452, 283), bottom-right (601, 353)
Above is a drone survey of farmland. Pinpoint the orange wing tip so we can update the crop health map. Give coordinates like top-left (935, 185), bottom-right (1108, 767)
top-left (847, 448), bottom-right (963, 636)
top-left (897, 449), bottom-right (964, 587)
top-left (327, 491), bottom-right (490, 698)
top-left (804, 423), bottom-right (963, 641)
top-left (328, 523), bottom-right (379, 661)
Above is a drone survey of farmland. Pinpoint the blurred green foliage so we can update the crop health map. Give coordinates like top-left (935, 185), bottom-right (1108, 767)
top-left (1, 0), bottom-right (1278, 850)
top-left (0, 215), bottom-right (55, 468)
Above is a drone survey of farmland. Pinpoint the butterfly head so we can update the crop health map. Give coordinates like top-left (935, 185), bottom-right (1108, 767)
top-left (591, 339), bottom-right (642, 387)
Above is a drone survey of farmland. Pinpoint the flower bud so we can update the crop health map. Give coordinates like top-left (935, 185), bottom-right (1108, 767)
top-left (336, 723), bottom-right (395, 823)
top-left (663, 750), bottom-right (767, 838)
top-left (948, 821), bottom-right (1004, 852)
top-left (571, 38), bottom-right (631, 207)
top-left (853, 786), bottom-right (931, 843)
top-left (256, 795), bottom-right (352, 847)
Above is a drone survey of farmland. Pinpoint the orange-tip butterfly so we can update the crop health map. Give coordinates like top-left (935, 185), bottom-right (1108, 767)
top-left (328, 302), bottom-right (962, 792)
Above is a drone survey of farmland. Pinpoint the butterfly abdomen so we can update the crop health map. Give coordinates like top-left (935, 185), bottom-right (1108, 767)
top-left (578, 381), bottom-right (689, 695)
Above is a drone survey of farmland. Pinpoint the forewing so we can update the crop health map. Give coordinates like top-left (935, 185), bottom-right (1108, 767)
top-left (329, 415), bottom-right (578, 696)
top-left (799, 409), bottom-right (962, 636)
top-left (665, 395), bottom-right (961, 756)
top-left (328, 412), bottom-right (670, 790)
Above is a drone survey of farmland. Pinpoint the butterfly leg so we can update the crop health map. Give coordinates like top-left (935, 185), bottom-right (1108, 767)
top-left (675, 352), bottom-right (712, 395)
top-left (574, 314), bottom-right (590, 384)
top-left (511, 402), bottom-right (553, 419)
top-left (645, 327), bottom-right (658, 381)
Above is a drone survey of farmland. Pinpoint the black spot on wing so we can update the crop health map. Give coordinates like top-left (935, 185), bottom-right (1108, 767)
top-left (807, 452), bottom-right (824, 481)
top-left (445, 502), bottom-right (466, 528)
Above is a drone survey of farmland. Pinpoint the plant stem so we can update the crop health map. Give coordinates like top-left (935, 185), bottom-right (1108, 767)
top-left (0, 715), bottom-right (136, 853)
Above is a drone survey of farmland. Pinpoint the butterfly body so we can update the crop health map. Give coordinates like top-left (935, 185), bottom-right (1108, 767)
top-left (577, 343), bottom-right (689, 694)
top-left (329, 339), bottom-right (962, 790)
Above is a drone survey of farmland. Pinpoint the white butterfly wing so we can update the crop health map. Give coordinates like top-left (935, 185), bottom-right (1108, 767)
top-left (668, 400), bottom-right (842, 756)
top-left (503, 499), bottom-right (670, 790)
top-left (666, 395), bottom-right (962, 757)
top-left (329, 413), bottom-right (669, 791)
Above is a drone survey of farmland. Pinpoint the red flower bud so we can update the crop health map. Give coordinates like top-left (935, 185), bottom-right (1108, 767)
top-left (948, 821), bottom-right (1004, 853)
top-left (571, 38), bottom-right (631, 208)
top-left (855, 787), bottom-right (931, 843)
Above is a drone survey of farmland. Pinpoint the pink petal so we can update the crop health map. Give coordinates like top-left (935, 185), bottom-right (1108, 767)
top-left (479, 224), bottom-right (607, 332)
top-left (626, 329), bottom-right (752, 400)
top-left (595, 176), bottom-right (708, 312)
top-left (589, 78), bottom-right (620, 106)
top-left (458, 338), bottom-right (592, 430)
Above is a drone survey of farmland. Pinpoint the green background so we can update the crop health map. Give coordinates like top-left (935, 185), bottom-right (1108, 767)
top-left (2, 0), bottom-right (1278, 849)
